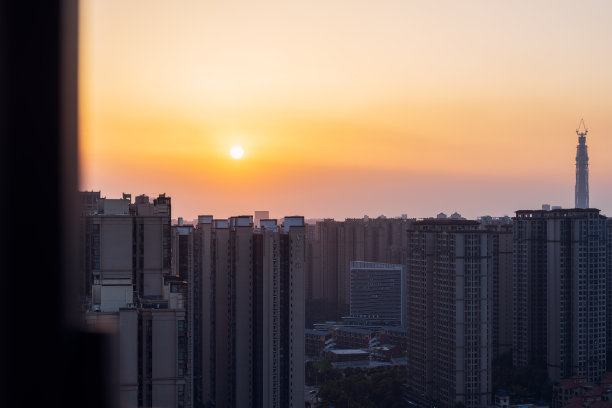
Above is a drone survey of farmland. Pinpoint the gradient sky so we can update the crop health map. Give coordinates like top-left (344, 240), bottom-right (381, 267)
top-left (80, 0), bottom-right (612, 221)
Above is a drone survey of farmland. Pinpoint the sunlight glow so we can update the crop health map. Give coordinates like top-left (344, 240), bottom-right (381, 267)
top-left (230, 145), bottom-right (244, 159)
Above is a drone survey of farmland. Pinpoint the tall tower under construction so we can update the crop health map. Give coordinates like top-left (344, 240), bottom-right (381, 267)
top-left (575, 119), bottom-right (589, 209)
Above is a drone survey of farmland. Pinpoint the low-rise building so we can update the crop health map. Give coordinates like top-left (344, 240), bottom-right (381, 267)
top-left (325, 349), bottom-right (370, 363)
top-left (552, 373), bottom-right (612, 408)
top-left (305, 329), bottom-right (330, 358)
top-left (378, 326), bottom-right (408, 353)
top-left (371, 344), bottom-right (404, 361)
top-left (333, 327), bottom-right (375, 349)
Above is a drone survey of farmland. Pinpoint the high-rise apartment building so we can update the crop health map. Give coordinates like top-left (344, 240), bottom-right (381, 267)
top-left (481, 220), bottom-right (514, 359)
top-left (81, 192), bottom-right (191, 408)
top-left (608, 219), bottom-right (612, 370)
top-left (307, 216), bottom-right (410, 308)
top-left (197, 215), bottom-right (305, 408)
top-left (338, 217), bottom-right (409, 306)
top-left (85, 291), bottom-right (189, 408)
top-left (81, 193), bottom-right (171, 313)
top-left (575, 120), bottom-right (589, 209)
top-left (193, 215), bottom-right (213, 408)
top-left (337, 219), bottom-right (364, 306)
top-left (406, 219), bottom-right (492, 408)
top-left (513, 209), bottom-right (607, 382)
top-left (171, 220), bottom-right (196, 407)
top-left (513, 210), bottom-right (548, 369)
top-left (310, 219), bottom-right (340, 304)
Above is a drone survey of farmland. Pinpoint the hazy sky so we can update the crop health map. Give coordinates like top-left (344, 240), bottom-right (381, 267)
top-left (80, 0), bottom-right (612, 220)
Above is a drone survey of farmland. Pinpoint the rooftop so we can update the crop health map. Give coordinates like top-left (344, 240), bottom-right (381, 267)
top-left (305, 329), bottom-right (328, 336)
top-left (335, 326), bottom-right (373, 335)
top-left (583, 386), bottom-right (604, 397)
top-left (328, 349), bottom-right (369, 355)
top-left (331, 360), bottom-right (391, 369)
top-left (379, 326), bottom-right (408, 334)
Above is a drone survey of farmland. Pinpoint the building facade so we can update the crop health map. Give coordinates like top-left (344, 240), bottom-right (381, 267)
top-left (406, 219), bottom-right (492, 408)
top-left (349, 261), bottom-right (407, 327)
top-left (197, 215), bottom-right (306, 408)
top-left (85, 302), bottom-right (188, 408)
top-left (608, 219), bottom-right (612, 370)
top-left (305, 329), bottom-right (329, 357)
top-left (80, 192), bottom-right (191, 408)
top-left (82, 193), bottom-right (172, 312)
top-left (481, 221), bottom-right (514, 359)
top-left (513, 210), bottom-right (548, 369)
top-left (513, 209), bottom-right (607, 382)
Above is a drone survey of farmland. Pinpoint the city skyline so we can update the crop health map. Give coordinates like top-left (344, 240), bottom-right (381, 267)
top-left (8, 3), bottom-right (612, 407)
top-left (79, 0), bottom-right (612, 220)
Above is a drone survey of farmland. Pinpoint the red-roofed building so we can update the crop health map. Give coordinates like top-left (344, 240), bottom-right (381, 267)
top-left (555, 374), bottom-right (612, 408)
top-left (583, 386), bottom-right (605, 406)
top-left (588, 401), bottom-right (612, 408)
top-left (554, 376), bottom-right (591, 408)
top-left (563, 397), bottom-right (584, 408)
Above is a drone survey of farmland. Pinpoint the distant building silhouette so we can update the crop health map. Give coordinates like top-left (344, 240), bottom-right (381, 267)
top-left (309, 219), bottom-right (340, 304)
top-left (575, 119), bottom-right (589, 209)
top-left (306, 216), bottom-right (411, 308)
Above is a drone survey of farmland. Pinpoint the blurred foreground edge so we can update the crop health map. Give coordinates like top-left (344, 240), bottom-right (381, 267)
top-left (0, 1), bottom-right (115, 407)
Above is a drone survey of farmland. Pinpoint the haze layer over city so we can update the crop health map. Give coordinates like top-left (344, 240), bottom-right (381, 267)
top-left (79, 0), bottom-right (612, 220)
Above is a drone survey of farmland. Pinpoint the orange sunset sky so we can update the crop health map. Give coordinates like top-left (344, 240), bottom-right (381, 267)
top-left (79, 1), bottom-right (612, 221)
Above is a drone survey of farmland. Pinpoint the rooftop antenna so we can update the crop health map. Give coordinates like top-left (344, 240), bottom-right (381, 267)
top-left (576, 118), bottom-right (588, 136)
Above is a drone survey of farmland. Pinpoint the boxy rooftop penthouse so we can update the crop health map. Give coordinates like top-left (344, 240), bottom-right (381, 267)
top-left (82, 192), bottom-right (171, 216)
top-left (203, 215), bottom-right (305, 233)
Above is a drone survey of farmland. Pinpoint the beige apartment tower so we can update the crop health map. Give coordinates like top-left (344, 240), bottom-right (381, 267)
top-left (197, 215), bottom-right (305, 408)
top-left (81, 192), bottom-right (192, 408)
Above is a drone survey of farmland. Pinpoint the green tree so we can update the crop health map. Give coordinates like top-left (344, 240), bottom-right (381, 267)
top-left (317, 366), bottom-right (406, 408)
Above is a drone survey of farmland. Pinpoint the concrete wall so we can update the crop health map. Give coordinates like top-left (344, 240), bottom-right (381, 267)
top-left (119, 309), bottom-right (138, 408)
top-left (143, 218), bottom-right (165, 297)
top-left (101, 284), bottom-right (133, 312)
top-left (152, 310), bottom-right (182, 408)
top-left (100, 217), bottom-right (133, 278)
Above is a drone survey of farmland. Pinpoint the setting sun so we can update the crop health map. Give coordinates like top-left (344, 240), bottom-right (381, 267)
top-left (79, 0), bottom-right (612, 220)
top-left (230, 145), bottom-right (244, 159)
